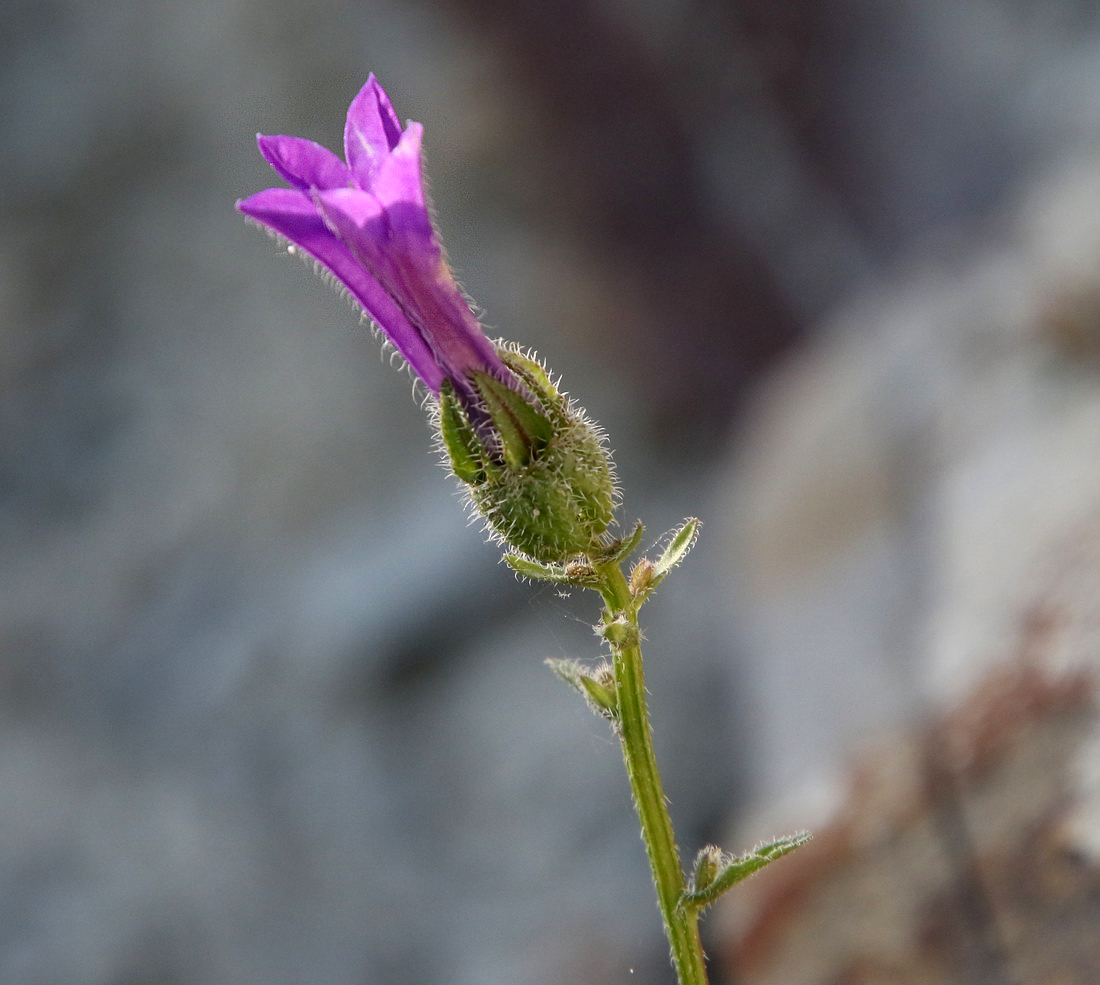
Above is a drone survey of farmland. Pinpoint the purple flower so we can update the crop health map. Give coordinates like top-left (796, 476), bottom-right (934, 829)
top-left (237, 76), bottom-right (619, 562)
top-left (236, 75), bottom-right (513, 409)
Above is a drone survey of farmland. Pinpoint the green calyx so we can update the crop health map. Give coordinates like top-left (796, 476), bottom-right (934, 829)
top-left (474, 372), bottom-right (553, 470)
top-left (437, 346), bottom-right (618, 564)
top-left (439, 383), bottom-right (487, 484)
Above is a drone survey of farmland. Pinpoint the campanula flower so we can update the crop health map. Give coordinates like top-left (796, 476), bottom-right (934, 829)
top-left (237, 76), bottom-right (618, 563)
top-left (236, 75), bottom-right (513, 412)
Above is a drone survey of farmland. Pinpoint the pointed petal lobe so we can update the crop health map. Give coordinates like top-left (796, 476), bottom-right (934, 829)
top-left (344, 74), bottom-right (403, 188)
top-left (314, 185), bottom-right (506, 385)
top-left (257, 134), bottom-right (351, 191)
top-left (235, 188), bottom-right (444, 391)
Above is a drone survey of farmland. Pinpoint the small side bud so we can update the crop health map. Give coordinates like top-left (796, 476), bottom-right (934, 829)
top-left (629, 559), bottom-right (657, 599)
top-left (678, 831), bottom-right (812, 914)
top-left (630, 518), bottom-right (702, 606)
top-left (561, 560), bottom-right (599, 585)
top-left (689, 845), bottom-right (724, 896)
top-left (579, 664), bottom-right (618, 719)
top-left (599, 615), bottom-right (639, 648)
top-left (545, 659), bottom-right (619, 721)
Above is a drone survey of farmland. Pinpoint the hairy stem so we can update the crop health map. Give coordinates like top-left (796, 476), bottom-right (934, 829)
top-left (596, 562), bottom-right (708, 985)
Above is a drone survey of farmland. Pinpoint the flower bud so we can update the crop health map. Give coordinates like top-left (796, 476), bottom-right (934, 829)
top-left (545, 659), bottom-right (619, 721)
top-left (438, 346), bottom-right (618, 563)
top-left (689, 846), bottom-right (725, 896)
top-left (599, 615), bottom-right (638, 648)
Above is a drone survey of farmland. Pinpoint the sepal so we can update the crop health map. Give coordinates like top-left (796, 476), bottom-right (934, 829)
top-left (472, 371), bottom-right (552, 469)
top-left (439, 381), bottom-right (488, 483)
top-left (439, 345), bottom-right (618, 564)
top-left (498, 346), bottom-right (562, 408)
top-left (579, 668), bottom-right (618, 719)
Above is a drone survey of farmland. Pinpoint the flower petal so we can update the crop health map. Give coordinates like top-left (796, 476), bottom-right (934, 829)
top-left (346, 123), bottom-right (439, 284)
top-left (359, 125), bottom-right (507, 379)
top-left (344, 74), bottom-right (404, 189)
top-left (235, 187), bottom-right (445, 391)
top-left (315, 182), bottom-right (507, 388)
top-left (370, 122), bottom-right (433, 237)
top-left (257, 134), bottom-right (351, 191)
top-left (240, 76), bottom-right (514, 407)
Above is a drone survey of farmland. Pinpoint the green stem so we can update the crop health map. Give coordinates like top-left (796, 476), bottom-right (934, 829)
top-left (595, 562), bottom-right (708, 985)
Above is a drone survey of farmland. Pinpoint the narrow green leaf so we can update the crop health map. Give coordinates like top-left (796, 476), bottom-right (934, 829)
top-left (652, 518), bottom-right (700, 579)
top-left (545, 657), bottom-right (586, 690)
top-left (505, 554), bottom-right (568, 581)
top-left (505, 554), bottom-right (602, 586)
top-left (678, 831), bottom-right (812, 913)
top-left (592, 521), bottom-right (645, 565)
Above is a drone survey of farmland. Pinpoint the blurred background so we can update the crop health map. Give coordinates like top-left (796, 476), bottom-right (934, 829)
top-left (4, 0), bottom-right (1100, 983)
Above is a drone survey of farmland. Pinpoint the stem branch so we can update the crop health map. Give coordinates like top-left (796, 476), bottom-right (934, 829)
top-left (596, 562), bottom-right (708, 985)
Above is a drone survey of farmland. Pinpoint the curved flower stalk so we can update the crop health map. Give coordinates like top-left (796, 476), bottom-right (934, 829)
top-left (237, 76), bottom-right (807, 985)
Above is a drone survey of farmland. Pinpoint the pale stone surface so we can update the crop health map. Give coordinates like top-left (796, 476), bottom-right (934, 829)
top-left (718, 154), bottom-right (1100, 984)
